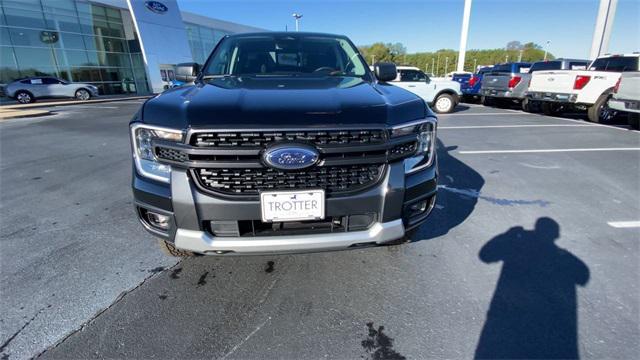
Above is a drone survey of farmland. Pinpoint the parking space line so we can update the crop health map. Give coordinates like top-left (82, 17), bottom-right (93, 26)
top-left (440, 112), bottom-right (518, 116)
top-left (538, 114), bottom-right (634, 132)
top-left (439, 124), bottom-right (597, 129)
top-left (607, 221), bottom-right (640, 228)
top-left (459, 147), bottom-right (640, 154)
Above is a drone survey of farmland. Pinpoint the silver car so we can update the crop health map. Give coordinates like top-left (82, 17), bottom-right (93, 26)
top-left (4, 77), bottom-right (99, 104)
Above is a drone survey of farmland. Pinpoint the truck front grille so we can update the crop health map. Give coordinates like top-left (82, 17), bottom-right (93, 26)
top-left (193, 164), bottom-right (384, 196)
top-left (191, 130), bottom-right (385, 147)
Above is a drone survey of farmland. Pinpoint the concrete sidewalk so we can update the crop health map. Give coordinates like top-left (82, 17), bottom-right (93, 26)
top-left (0, 94), bottom-right (152, 110)
top-left (0, 107), bottom-right (51, 120)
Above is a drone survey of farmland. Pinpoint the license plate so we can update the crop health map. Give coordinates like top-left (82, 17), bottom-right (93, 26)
top-left (260, 190), bottom-right (325, 222)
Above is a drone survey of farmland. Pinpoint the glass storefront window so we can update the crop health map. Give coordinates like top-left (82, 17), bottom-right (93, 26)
top-left (4, 7), bottom-right (47, 29)
top-left (12, 46), bottom-right (55, 67)
top-left (45, 13), bottom-right (82, 33)
top-left (0, 0), bottom-right (149, 95)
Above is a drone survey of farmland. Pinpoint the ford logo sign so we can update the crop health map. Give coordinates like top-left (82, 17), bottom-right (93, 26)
top-left (145, 1), bottom-right (168, 14)
top-left (263, 144), bottom-right (319, 170)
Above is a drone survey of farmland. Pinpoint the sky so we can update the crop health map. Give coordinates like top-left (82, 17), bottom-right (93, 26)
top-left (177, 0), bottom-right (639, 59)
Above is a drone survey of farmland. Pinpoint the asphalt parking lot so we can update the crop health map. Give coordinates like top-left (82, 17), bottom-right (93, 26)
top-left (1, 101), bottom-right (639, 359)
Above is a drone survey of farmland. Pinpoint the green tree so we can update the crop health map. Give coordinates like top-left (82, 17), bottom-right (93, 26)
top-left (358, 42), bottom-right (554, 75)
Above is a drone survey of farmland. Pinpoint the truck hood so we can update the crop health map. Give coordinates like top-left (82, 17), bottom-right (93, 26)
top-left (141, 76), bottom-right (429, 129)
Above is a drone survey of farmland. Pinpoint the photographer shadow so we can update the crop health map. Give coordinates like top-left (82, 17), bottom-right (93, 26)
top-left (475, 218), bottom-right (590, 359)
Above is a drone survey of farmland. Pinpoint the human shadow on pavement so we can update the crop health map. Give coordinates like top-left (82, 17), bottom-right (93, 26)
top-left (475, 218), bottom-right (590, 359)
top-left (413, 138), bottom-right (484, 240)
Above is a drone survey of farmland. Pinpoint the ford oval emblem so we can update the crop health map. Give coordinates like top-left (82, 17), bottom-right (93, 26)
top-left (263, 144), bottom-right (319, 170)
top-left (145, 1), bottom-right (168, 14)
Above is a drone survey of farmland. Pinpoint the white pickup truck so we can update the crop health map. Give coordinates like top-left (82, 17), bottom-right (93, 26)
top-left (526, 54), bottom-right (640, 122)
top-left (609, 72), bottom-right (640, 129)
top-left (388, 66), bottom-right (462, 113)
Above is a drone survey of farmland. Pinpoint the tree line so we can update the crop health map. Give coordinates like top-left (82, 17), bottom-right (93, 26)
top-left (358, 41), bottom-right (555, 76)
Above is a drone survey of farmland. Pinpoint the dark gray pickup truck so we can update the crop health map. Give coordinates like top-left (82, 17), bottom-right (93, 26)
top-left (481, 59), bottom-right (589, 111)
top-left (130, 32), bottom-right (438, 256)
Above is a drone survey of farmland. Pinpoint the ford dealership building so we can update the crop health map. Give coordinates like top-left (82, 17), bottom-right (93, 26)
top-left (0, 0), bottom-right (263, 94)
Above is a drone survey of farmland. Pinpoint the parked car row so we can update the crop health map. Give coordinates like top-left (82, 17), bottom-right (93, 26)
top-left (461, 53), bottom-right (639, 129)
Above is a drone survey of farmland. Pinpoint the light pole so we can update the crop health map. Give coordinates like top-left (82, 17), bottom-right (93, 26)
top-left (505, 55), bottom-right (509, 63)
top-left (473, 58), bottom-right (477, 72)
top-left (292, 13), bottom-right (302, 32)
top-left (431, 58), bottom-right (435, 75)
top-left (444, 57), bottom-right (449, 76)
top-left (543, 40), bottom-right (550, 60)
top-left (456, 0), bottom-right (473, 72)
top-left (436, 53), bottom-right (440, 76)
top-left (518, 49), bottom-right (524, 62)
top-left (371, 55), bottom-right (375, 65)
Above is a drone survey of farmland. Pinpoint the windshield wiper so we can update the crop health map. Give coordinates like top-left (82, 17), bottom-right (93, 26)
top-left (201, 74), bottom-right (237, 80)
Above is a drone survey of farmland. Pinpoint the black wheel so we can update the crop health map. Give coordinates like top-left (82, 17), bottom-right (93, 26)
top-left (158, 239), bottom-right (195, 257)
top-left (481, 95), bottom-right (494, 107)
top-left (587, 93), bottom-right (615, 123)
top-left (15, 90), bottom-right (34, 104)
top-left (433, 93), bottom-right (455, 113)
top-left (522, 98), bottom-right (539, 112)
top-left (75, 88), bottom-right (91, 101)
top-left (541, 102), bottom-right (562, 116)
top-left (629, 113), bottom-right (640, 130)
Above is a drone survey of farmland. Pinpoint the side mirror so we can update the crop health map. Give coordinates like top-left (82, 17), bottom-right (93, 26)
top-left (425, 77), bottom-right (431, 84)
top-left (373, 62), bottom-right (397, 82)
top-left (175, 62), bottom-right (200, 82)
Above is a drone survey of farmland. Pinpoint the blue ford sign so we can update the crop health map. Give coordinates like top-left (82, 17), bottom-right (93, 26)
top-left (263, 144), bottom-right (319, 170)
top-left (145, 1), bottom-right (168, 14)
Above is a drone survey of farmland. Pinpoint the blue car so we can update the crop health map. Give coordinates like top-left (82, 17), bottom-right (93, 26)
top-left (460, 67), bottom-right (493, 101)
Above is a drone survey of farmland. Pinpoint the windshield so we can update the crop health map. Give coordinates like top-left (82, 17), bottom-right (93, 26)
top-left (202, 35), bottom-right (368, 78)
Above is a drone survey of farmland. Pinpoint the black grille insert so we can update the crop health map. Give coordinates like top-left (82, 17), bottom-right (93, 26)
top-left (191, 130), bottom-right (386, 147)
top-left (194, 164), bottom-right (385, 196)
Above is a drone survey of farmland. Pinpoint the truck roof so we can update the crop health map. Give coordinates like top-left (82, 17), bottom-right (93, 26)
top-left (226, 31), bottom-right (349, 39)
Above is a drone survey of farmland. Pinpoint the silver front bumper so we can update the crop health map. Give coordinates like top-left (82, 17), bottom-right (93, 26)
top-left (174, 219), bottom-right (405, 255)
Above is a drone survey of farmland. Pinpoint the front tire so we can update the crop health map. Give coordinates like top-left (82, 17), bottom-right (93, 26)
top-left (75, 88), bottom-right (91, 101)
top-left (158, 239), bottom-right (195, 257)
top-left (587, 93), bottom-right (615, 123)
top-left (15, 91), bottom-right (34, 104)
top-left (433, 93), bottom-right (455, 113)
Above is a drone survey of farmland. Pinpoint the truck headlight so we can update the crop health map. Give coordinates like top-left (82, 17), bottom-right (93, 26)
top-left (130, 124), bottom-right (183, 183)
top-left (391, 118), bottom-right (437, 174)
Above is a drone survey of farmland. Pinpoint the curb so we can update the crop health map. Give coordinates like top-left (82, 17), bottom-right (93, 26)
top-left (0, 95), bottom-right (153, 109)
top-left (0, 109), bottom-right (52, 120)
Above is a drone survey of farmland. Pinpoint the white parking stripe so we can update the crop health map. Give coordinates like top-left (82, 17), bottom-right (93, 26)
top-left (439, 124), bottom-right (597, 129)
top-left (459, 148), bottom-right (640, 154)
top-left (607, 221), bottom-right (640, 228)
top-left (540, 115), bottom-right (635, 132)
top-left (440, 112), bottom-right (518, 116)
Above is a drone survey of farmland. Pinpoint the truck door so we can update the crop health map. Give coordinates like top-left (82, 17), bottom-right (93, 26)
top-left (394, 69), bottom-right (436, 102)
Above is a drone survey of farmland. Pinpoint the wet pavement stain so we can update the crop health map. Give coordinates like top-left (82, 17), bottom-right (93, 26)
top-left (265, 261), bottom-right (275, 273)
top-left (197, 272), bottom-right (209, 287)
top-left (148, 267), bottom-right (165, 274)
top-left (170, 267), bottom-right (182, 279)
top-left (361, 322), bottom-right (406, 360)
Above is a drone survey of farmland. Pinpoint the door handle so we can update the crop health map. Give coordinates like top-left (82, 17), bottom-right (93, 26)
top-left (408, 85), bottom-right (416, 87)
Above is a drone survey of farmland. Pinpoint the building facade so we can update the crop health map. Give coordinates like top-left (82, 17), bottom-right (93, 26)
top-left (0, 0), bottom-right (262, 95)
